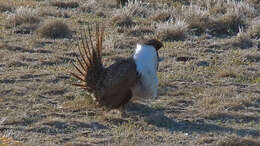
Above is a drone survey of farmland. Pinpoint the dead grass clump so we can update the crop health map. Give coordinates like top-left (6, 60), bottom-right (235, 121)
top-left (248, 18), bottom-right (260, 39)
top-left (248, 0), bottom-right (260, 9)
top-left (187, 15), bottom-right (209, 35)
top-left (0, 136), bottom-right (22, 145)
top-left (197, 0), bottom-right (255, 36)
top-left (207, 1), bottom-right (227, 15)
top-left (116, 0), bottom-right (150, 17)
top-left (216, 69), bottom-right (238, 78)
top-left (37, 7), bottom-right (70, 18)
top-left (0, 2), bottom-right (13, 12)
top-left (229, 28), bottom-right (253, 49)
top-left (156, 19), bottom-right (188, 41)
top-left (203, 0), bottom-right (256, 17)
top-left (215, 136), bottom-right (260, 146)
top-left (36, 20), bottom-right (72, 39)
top-left (50, 1), bottom-right (79, 9)
top-left (182, 5), bottom-right (210, 35)
top-left (116, 0), bottom-right (128, 8)
top-left (80, 6), bottom-right (93, 13)
top-left (110, 14), bottom-right (136, 27)
top-left (7, 7), bottom-right (40, 28)
top-left (150, 11), bottom-right (171, 22)
top-left (245, 54), bottom-right (260, 63)
top-left (208, 13), bottom-right (245, 36)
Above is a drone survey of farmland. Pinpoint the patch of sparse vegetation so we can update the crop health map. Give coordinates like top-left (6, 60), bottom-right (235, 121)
top-left (62, 95), bottom-right (94, 111)
top-left (196, 86), bottom-right (255, 115)
top-left (36, 20), bottom-right (72, 39)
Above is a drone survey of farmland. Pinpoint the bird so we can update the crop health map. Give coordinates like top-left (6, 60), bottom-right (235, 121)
top-left (70, 23), bottom-right (163, 112)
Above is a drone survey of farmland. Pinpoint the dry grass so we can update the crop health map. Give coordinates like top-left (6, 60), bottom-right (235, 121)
top-left (0, 2), bottom-right (13, 12)
top-left (127, 25), bottom-right (154, 36)
top-left (248, 0), bottom-right (260, 9)
top-left (184, 5), bottom-right (209, 35)
top-left (156, 19), bottom-right (188, 41)
top-left (117, 0), bottom-right (150, 17)
top-left (228, 28), bottom-right (253, 49)
top-left (184, 0), bottom-right (256, 36)
top-left (208, 13), bottom-right (245, 36)
top-left (0, 0), bottom-right (260, 145)
top-left (196, 86), bottom-right (256, 116)
top-left (215, 136), bottom-right (260, 146)
top-left (0, 136), bottom-right (22, 145)
top-left (216, 68), bottom-right (238, 78)
top-left (50, 1), bottom-right (79, 9)
top-left (110, 14), bottom-right (136, 27)
top-left (37, 7), bottom-right (70, 18)
top-left (36, 20), bottom-right (72, 39)
top-left (6, 6), bottom-right (40, 28)
top-left (116, 0), bottom-right (128, 8)
top-left (245, 52), bottom-right (260, 63)
top-left (150, 11), bottom-right (171, 22)
top-left (248, 18), bottom-right (260, 39)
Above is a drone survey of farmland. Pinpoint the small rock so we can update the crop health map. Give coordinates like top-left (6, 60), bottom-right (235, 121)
top-left (204, 49), bottom-right (223, 54)
top-left (176, 56), bottom-right (195, 62)
top-left (196, 61), bottom-right (209, 67)
top-left (90, 122), bottom-right (107, 130)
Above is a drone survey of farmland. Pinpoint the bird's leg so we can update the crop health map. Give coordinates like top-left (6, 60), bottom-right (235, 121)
top-left (119, 105), bottom-right (127, 118)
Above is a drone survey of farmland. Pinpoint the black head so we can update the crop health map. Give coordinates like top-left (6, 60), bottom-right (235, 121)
top-left (142, 39), bottom-right (163, 51)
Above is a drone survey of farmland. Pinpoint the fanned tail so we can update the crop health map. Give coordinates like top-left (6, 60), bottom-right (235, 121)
top-left (70, 23), bottom-right (104, 91)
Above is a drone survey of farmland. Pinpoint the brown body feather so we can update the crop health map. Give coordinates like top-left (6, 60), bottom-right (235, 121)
top-left (71, 24), bottom-right (138, 109)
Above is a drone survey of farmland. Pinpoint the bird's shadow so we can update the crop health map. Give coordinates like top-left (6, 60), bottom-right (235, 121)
top-left (124, 102), bottom-right (260, 137)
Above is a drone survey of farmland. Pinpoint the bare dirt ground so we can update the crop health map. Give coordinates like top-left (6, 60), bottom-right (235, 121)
top-left (0, 0), bottom-right (260, 145)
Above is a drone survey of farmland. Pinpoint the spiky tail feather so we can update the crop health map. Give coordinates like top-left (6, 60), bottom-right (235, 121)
top-left (70, 23), bottom-right (104, 92)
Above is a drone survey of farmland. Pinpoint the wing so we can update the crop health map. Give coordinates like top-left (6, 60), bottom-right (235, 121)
top-left (97, 58), bottom-right (138, 109)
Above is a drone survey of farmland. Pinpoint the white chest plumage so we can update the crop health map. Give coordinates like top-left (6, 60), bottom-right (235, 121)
top-left (131, 44), bottom-right (159, 98)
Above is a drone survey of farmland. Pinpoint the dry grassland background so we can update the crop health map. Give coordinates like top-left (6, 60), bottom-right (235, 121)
top-left (0, 0), bottom-right (260, 145)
